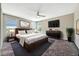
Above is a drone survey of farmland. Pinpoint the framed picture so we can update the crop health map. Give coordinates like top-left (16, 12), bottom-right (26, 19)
top-left (19, 20), bottom-right (30, 28)
top-left (76, 19), bottom-right (79, 35)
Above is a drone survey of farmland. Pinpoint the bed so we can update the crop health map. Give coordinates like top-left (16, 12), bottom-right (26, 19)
top-left (42, 40), bottom-right (78, 56)
top-left (15, 28), bottom-right (48, 51)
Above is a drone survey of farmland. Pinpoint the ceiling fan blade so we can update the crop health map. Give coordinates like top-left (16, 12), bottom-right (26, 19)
top-left (38, 15), bottom-right (45, 17)
top-left (37, 11), bottom-right (39, 16)
top-left (36, 10), bottom-right (45, 17)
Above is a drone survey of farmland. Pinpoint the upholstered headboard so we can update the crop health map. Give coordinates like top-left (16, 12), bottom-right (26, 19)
top-left (15, 28), bottom-right (32, 35)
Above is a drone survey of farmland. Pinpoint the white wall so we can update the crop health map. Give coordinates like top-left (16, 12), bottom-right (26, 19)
top-left (0, 3), bottom-right (1, 55)
top-left (0, 4), bottom-right (3, 56)
top-left (38, 14), bottom-right (74, 40)
top-left (74, 4), bottom-right (79, 48)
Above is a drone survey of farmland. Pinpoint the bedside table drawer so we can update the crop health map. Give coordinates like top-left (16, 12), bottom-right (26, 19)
top-left (7, 36), bottom-right (16, 42)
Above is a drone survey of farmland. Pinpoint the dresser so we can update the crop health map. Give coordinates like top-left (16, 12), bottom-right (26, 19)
top-left (46, 30), bottom-right (62, 39)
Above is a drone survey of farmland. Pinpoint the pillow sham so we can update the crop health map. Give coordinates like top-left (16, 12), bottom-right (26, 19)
top-left (27, 30), bottom-right (35, 34)
top-left (18, 30), bottom-right (26, 34)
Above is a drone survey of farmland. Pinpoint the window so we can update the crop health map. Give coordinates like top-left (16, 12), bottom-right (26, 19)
top-left (4, 15), bottom-right (17, 37)
top-left (6, 18), bottom-right (17, 29)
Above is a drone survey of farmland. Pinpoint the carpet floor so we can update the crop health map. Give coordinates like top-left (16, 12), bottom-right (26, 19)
top-left (1, 42), bottom-right (14, 56)
top-left (11, 41), bottom-right (51, 56)
top-left (2, 40), bottom-right (78, 56)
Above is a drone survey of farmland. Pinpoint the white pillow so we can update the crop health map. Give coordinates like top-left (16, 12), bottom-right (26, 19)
top-left (34, 29), bottom-right (39, 33)
top-left (27, 30), bottom-right (35, 34)
top-left (18, 30), bottom-right (26, 34)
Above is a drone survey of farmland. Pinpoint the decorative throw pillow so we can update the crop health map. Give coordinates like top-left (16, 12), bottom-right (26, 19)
top-left (18, 30), bottom-right (26, 34)
top-left (27, 29), bottom-right (37, 34)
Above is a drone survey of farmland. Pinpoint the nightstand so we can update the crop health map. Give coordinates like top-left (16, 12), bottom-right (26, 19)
top-left (7, 36), bottom-right (16, 42)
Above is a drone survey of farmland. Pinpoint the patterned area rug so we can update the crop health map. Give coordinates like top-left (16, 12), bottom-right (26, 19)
top-left (1, 42), bottom-right (15, 56)
top-left (42, 40), bottom-right (78, 56)
top-left (1, 41), bottom-right (51, 56)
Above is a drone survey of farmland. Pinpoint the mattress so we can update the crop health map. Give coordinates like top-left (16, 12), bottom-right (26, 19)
top-left (42, 40), bottom-right (78, 56)
top-left (16, 33), bottom-right (47, 46)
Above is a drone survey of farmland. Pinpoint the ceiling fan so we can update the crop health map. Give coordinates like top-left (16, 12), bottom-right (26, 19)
top-left (36, 11), bottom-right (46, 17)
top-left (28, 4), bottom-right (46, 17)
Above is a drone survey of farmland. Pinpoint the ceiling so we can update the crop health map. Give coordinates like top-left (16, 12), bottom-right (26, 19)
top-left (2, 3), bottom-right (78, 21)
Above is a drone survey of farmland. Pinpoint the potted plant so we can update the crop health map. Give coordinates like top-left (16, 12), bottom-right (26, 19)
top-left (66, 28), bottom-right (74, 42)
